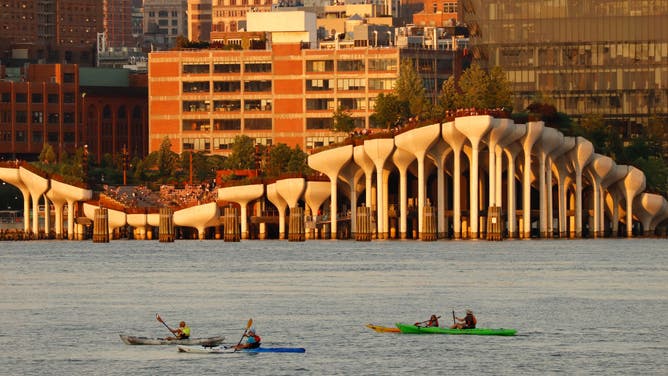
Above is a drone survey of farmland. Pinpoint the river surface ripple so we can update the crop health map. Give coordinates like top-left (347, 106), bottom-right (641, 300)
top-left (1, 239), bottom-right (666, 375)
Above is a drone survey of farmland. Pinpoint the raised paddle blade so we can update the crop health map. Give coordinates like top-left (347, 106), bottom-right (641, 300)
top-left (156, 313), bottom-right (163, 322)
top-left (233, 318), bottom-right (253, 352)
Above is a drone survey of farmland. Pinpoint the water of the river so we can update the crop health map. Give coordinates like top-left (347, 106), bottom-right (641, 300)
top-left (1, 239), bottom-right (666, 375)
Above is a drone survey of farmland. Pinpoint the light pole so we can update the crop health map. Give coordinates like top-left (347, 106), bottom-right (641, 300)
top-left (373, 30), bottom-right (378, 47)
top-left (387, 30), bottom-right (392, 46)
top-left (79, 92), bottom-right (86, 149)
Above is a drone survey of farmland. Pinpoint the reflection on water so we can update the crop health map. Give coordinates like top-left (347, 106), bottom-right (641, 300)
top-left (1, 239), bottom-right (667, 375)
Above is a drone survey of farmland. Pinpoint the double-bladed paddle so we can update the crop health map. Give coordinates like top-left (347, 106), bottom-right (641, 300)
top-left (156, 313), bottom-right (174, 337)
top-left (233, 318), bottom-right (253, 352)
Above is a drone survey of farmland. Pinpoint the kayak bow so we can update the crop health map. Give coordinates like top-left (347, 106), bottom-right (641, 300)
top-left (395, 323), bottom-right (516, 336)
top-left (366, 324), bottom-right (400, 333)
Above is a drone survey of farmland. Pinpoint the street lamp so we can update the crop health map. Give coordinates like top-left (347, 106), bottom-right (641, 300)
top-left (79, 92), bottom-right (86, 148)
top-left (373, 30), bottom-right (378, 47)
top-left (387, 30), bottom-right (392, 46)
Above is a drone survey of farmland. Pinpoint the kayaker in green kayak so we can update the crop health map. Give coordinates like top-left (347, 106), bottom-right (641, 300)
top-left (415, 314), bottom-right (440, 328)
top-left (450, 309), bottom-right (477, 329)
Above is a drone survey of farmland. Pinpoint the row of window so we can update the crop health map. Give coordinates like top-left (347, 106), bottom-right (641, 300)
top-left (179, 78), bottom-right (396, 94)
top-left (179, 115), bottom-right (368, 133)
top-left (1, 111), bottom-right (75, 124)
top-left (181, 58), bottom-right (398, 75)
top-left (183, 135), bottom-right (273, 152)
top-left (183, 99), bottom-right (273, 112)
top-left (1, 92), bottom-right (76, 103)
top-left (0, 130), bottom-right (75, 143)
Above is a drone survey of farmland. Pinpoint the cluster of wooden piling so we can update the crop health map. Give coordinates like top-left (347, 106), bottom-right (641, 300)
top-left (288, 207), bottom-right (305, 241)
top-left (92, 208), bottom-right (109, 243)
top-left (159, 207), bottom-right (175, 242)
top-left (222, 206), bottom-right (240, 242)
top-left (486, 206), bottom-right (503, 241)
top-left (421, 205), bottom-right (437, 241)
top-left (355, 206), bottom-right (373, 241)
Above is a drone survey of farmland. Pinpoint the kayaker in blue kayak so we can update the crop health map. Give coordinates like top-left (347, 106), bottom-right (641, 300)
top-left (235, 328), bottom-right (262, 349)
top-left (450, 309), bottom-right (477, 329)
top-left (415, 314), bottom-right (440, 327)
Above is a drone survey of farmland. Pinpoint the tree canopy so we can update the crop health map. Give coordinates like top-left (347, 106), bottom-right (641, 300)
top-left (438, 63), bottom-right (513, 112)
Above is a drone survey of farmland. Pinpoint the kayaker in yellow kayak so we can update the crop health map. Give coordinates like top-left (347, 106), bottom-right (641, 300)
top-left (415, 314), bottom-right (440, 327)
top-left (450, 309), bottom-right (477, 329)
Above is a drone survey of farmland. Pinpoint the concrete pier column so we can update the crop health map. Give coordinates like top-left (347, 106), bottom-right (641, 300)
top-left (455, 116), bottom-right (493, 239)
top-left (485, 118), bottom-right (512, 207)
top-left (426, 140), bottom-right (451, 238)
top-left (218, 184), bottom-right (264, 240)
top-left (266, 183), bottom-right (288, 240)
top-left (619, 167), bottom-right (646, 237)
top-left (308, 145), bottom-right (353, 239)
top-left (504, 142), bottom-right (523, 238)
top-left (339, 162), bottom-right (364, 237)
top-left (536, 128), bottom-right (561, 237)
top-left (46, 187), bottom-right (66, 239)
top-left (633, 193), bottom-right (666, 236)
top-left (442, 122), bottom-right (468, 239)
top-left (277, 177), bottom-right (306, 239)
top-left (568, 137), bottom-right (594, 238)
top-left (546, 136), bottom-right (574, 237)
top-left (19, 167), bottom-right (49, 236)
top-left (304, 181), bottom-right (330, 239)
top-left (392, 148), bottom-right (415, 239)
top-left (172, 202), bottom-right (217, 240)
top-left (519, 121), bottom-right (544, 239)
top-left (395, 123), bottom-right (440, 237)
top-left (587, 154), bottom-right (614, 237)
top-left (363, 139), bottom-right (395, 239)
top-left (600, 164), bottom-right (627, 236)
top-left (0, 166), bottom-right (31, 233)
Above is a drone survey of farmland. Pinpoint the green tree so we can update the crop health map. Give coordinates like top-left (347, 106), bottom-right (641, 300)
top-left (578, 114), bottom-right (608, 154)
top-left (224, 135), bottom-right (255, 170)
top-left (439, 63), bottom-right (514, 111)
top-left (370, 93), bottom-right (408, 129)
top-left (38, 143), bottom-right (57, 164)
top-left (438, 76), bottom-right (458, 112)
top-left (395, 59), bottom-right (429, 118)
top-left (266, 143), bottom-right (292, 177)
top-left (286, 145), bottom-right (310, 175)
top-left (332, 106), bottom-right (355, 133)
top-left (156, 137), bottom-right (179, 183)
top-left (486, 66), bottom-right (514, 109)
top-left (455, 63), bottom-right (490, 109)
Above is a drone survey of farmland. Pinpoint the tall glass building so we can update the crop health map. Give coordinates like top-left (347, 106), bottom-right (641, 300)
top-left (462, 0), bottom-right (668, 131)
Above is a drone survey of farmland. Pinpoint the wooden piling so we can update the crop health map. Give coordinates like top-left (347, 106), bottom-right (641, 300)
top-left (421, 205), bottom-right (437, 241)
top-left (288, 207), bottom-right (305, 241)
top-left (223, 207), bottom-right (240, 242)
top-left (159, 207), bottom-right (175, 242)
top-left (355, 206), bottom-right (372, 241)
top-left (92, 208), bottom-right (109, 243)
top-left (486, 206), bottom-right (503, 241)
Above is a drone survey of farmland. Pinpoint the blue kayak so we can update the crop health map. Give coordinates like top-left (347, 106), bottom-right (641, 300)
top-left (177, 345), bottom-right (305, 353)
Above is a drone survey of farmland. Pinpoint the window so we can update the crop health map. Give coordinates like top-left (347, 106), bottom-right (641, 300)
top-left (306, 79), bottom-right (333, 91)
top-left (213, 100), bottom-right (241, 111)
top-left (244, 62), bottom-right (271, 73)
top-left (306, 118), bottom-right (332, 130)
top-left (338, 98), bottom-right (366, 110)
top-left (214, 137), bottom-right (236, 150)
top-left (244, 99), bottom-right (271, 111)
top-left (32, 93), bottom-right (43, 103)
top-left (64, 93), bottom-right (75, 103)
top-left (48, 94), bottom-right (59, 103)
top-left (16, 111), bottom-right (27, 123)
top-left (213, 81), bottom-right (240, 93)
top-left (63, 112), bottom-right (74, 124)
top-left (2, 93), bottom-right (10, 102)
top-left (245, 118), bottom-right (272, 130)
top-left (32, 131), bottom-right (42, 143)
top-left (337, 78), bottom-right (366, 90)
top-left (183, 81), bottom-right (210, 93)
top-left (182, 119), bottom-right (210, 131)
top-left (183, 64), bottom-right (210, 74)
top-left (32, 111), bottom-right (43, 123)
top-left (306, 60), bottom-right (334, 72)
top-left (306, 98), bottom-right (335, 110)
top-left (244, 80), bottom-right (271, 92)
top-left (182, 138), bottom-right (210, 151)
top-left (213, 119), bottom-right (240, 131)
top-left (368, 59), bottom-right (397, 71)
top-left (15, 93), bottom-right (27, 103)
top-left (337, 59), bottom-right (365, 71)
top-left (368, 78), bottom-right (394, 90)
top-left (16, 131), bottom-right (26, 142)
top-left (214, 63), bottom-right (241, 73)
top-left (183, 100), bottom-right (211, 112)
top-left (158, 11), bottom-right (168, 17)
top-left (48, 113), bottom-right (59, 124)
top-left (63, 73), bottom-right (75, 83)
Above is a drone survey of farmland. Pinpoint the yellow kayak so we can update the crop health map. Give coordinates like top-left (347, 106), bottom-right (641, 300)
top-left (366, 324), bottom-right (400, 333)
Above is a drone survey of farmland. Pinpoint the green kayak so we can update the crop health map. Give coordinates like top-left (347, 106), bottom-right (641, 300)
top-left (395, 323), bottom-right (516, 336)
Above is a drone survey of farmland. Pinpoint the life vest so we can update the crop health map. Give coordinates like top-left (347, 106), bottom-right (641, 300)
top-left (464, 314), bottom-right (477, 329)
top-left (179, 326), bottom-right (191, 338)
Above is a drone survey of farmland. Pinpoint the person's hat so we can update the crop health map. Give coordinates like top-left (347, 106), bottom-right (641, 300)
top-left (248, 328), bottom-right (255, 333)
top-left (466, 309), bottom-right (473, 314)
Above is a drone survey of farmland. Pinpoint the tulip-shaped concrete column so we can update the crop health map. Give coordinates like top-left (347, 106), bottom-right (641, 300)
top-left (276, 178), bottom-right (306, 209)
top-left (442, 122), bottom-right (468, 239)
top-left (586, 154), bottom-right (614, 237)
top-left (174, 202), bottom-right (218, 239)
top-left (19, 167), bottom-right (49, 235)
top-left (485, 118), bottom-right (512, 206)
top-left (619, 166), bottom-right (646, 237)
top-left (568, 137), bottom-right (594, 238)
top-left (536, 127), bottom-right (561, 237)
top-left (353, 145), bottom-right (375, 209)
top-left (394, 123), bottom-right (440, 236)
top-left (363, 139), bottom-right (395, 239)
top-left (648, 197), bottom-right (668, 235)
top-left (46, 184), bottom-right (66, 239)
top-left (550, 136), bottom-right (576, 237)
top-left (495, 123), bottom-right (525, 208)
top-left (47, 179), bottom-right (92, 240)
top-left (0, 166), bottom-right (32, 233)
top-left (519, 121), bottom-right (544, 238)
top-left (338, 162), bottom-right (364, 235)
top-left (308, 145), bottom-right (353, 238)
top-left (545, 134), bottom-right (572, 236)
top-left (454, 116), bottom-right (493, 238)
top-left (266, 183), bottom-right (288, 239)
top-left (391, 148), bottom-right (416, 239)
top-left (503, 142), bottom-right (523, 238)
top-left (426, 140), bottom-right (451, 238)
top-left (218, 184), bottom-right (264, 239)
top-left (633, 193), bottom-right (666, 236)
top-left (304, 181), bottom-right (331, 220)
top-left (599, 163), bottom-right (627, 236)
